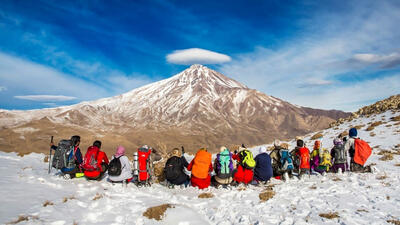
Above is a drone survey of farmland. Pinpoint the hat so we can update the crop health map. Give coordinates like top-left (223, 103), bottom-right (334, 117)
top-left (280, 143), bottom-right (289, 149)
top-left (333, 138), bottom-right (343, 146)
top-left (259, 146), bottom-right (267, 154)
top-left (296, 139), bottom-right (304, 147)
top-left (220, 146), bottom-right (228, 152)
top-left (171, 148), bottom-right (181, 157)
top-left (349, 128), bottom-right (358, 138)
top-left (273, 139), bottom-right (281, 147)
top-left (115, 146), bottom-right (125, 157)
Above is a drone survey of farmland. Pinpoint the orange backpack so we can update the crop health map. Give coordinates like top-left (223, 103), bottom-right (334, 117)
top-left (354, 139), bottom-right (372, 166)
top-left (298, 147), bottom-right (310, 169)
top-left (191, 149), bottom-right (212, 179)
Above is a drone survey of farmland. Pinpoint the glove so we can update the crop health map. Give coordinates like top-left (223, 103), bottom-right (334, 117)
top-left (181, 146), bottom-right (185, 154)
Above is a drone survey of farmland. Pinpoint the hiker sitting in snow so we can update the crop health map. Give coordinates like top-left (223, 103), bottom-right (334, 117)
top-left (269, 140), bottom-right (283, 177)
top-left (311, 140), bottom-right (332, 174)
top-left (83, 140), bottom-right (109, 180)
top-left (187, 148), bottom-right (213, 189)
top-left (50, 135), bottom-right (83, 179)
top-left (212, 146), bottom-right (234, 187)
top-left (108, 146), bottom-right (133, 183)
top-left (253, 146), bottom-right (273, 184)
top-left (330, 138), bottom-right (348, 173)
top-left (232, 146), bottom-right (255, 185)
top-left (278, 143), bottom-right (294, 180)
top-left (344, 128), bottom-right (372, 173)
top-left (164, 147), bottom-right (190, 187)
top-left (292, 139), bottom-right (311, 177)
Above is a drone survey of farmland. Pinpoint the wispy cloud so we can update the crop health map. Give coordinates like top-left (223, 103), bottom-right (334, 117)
top-left (14, 95), bottom-right (76, 101)
top-left (220, 0), bottom-right (400, 111)
top-left (167, 48), bottom-right (231, 65)
top-left (0, 86), bottom-right (6, 91)
top-left (352, 52), bottom-right (400, 68)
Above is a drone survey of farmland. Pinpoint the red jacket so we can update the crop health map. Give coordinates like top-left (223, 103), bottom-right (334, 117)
top-left (232, 153), bottom-right (254, 184)
top-left (187, 160), bottom-right (212, 189)
top-left (84, 151), bottom-right (109, 178)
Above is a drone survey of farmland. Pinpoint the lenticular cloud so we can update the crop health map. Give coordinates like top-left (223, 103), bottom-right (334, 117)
top-left (166, 48), bottom-right (231, 65)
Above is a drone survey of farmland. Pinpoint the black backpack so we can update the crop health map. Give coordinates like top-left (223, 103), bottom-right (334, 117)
top-left (52, 139), bottom-right (73, 169)
top-left (333, 144), bottom-right (347, 164)
top-left (108, 156), bottom-right (122, 176)
top-left (164, 156), bottom-right (182, 181)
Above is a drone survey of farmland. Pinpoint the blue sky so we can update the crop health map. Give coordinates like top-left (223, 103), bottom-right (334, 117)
top-left (0, 0), bottom-right (399, 111)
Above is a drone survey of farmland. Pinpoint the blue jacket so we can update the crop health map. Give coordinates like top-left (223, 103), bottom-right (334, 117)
top-left (254, 153), bottom-right (273, 181)
top-left (61, 147), bottom-right (83, 172)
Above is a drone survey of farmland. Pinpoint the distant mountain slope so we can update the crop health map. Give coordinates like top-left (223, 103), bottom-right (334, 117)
top-left (0, 65), bottom-right (350, 155)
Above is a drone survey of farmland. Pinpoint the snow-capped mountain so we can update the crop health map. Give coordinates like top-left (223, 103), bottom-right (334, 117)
top-left (0, 64), bottom-right (349, 155)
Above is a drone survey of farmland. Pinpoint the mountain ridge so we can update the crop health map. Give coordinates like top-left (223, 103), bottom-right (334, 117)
top-left (0, 64), bottom-right (350, 155)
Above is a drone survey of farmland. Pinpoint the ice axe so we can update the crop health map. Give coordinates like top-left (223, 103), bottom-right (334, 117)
top-left (48, 136), bottom-right (53, 174)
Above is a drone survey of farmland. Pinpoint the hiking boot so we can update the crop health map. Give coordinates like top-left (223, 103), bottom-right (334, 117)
top-left (63, 174), bottom-right (71, 180)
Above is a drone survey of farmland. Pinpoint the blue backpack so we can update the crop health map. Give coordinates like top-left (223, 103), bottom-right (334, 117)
top-left (279, 149), bottom-right (294, 171)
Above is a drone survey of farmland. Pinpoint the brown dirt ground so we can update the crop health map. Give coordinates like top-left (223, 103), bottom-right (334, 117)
top-left (319, 212), bottom-right (340, 219)
top-left (198, 193), bottom-right (214, 198)
top-left (142, 204), bottom-right (174, 221)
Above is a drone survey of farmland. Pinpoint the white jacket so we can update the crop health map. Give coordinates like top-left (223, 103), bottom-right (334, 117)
top-left (108, 155), bottom-right (133, 182)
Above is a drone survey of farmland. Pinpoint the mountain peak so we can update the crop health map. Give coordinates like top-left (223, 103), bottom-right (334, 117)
top-left (177, 64), bottom-right (247, 89)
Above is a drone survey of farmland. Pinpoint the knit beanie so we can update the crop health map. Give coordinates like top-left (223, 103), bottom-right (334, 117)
top-left (349, 128), bottom-right (358, 137)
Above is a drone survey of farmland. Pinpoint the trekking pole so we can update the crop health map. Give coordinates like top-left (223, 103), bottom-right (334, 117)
top-left (48, 136), bottom-right (53, 174)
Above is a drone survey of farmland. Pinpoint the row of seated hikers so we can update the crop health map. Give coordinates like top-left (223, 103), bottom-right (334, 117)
top-left (50, 127), bottom-right (372, 189)
top-left (50, 136), bottom-right (161, 182)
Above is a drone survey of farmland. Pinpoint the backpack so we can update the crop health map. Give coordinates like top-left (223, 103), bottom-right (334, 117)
top-left (216, 150), bottom-right (233, 179)
top-left (354, 139), bottom-right (372, 166)
top-left (279, 149), bottom-right (294, 171)
top-left (238, 149), bottom-right (256, 169)
top-left (138, 147), bottom-right (152, 182)
top-left (82, 146), bottom-right (99, 171)
top-left (298, 147), bottom-right (310, 169)
top-left (319, 148), bottom-right (332, 167)
top-left (108, 156), bottom-right (122, 176)
top-left (52, 139), bottom-right (73, 169)
top-left (191, 149), bottom-right (212, 179)
top-left (333, 144), bottom-right (347, 164)
top-left (164, 156), bottom-right (182, 181)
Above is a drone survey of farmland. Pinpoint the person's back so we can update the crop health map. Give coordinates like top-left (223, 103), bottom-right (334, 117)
top-left (270, 140), bottom-right (282, 177)
top-left (108, 146), bottom-right (133, 183)
top-left (187, 148), bottom-right (212, 189)
top-left (297, 146), bottom-right (310, 178)
top-left (164, 148), bottom-right (189, 186)
top-left (232, 148), bottom-right (255, 184)
top-left (345, 128), bottom-right (372, 172)
top-left (254, 146), bottom-right (273, 182)
top-left (331, 138), bottom-right (348, 173)
top-left (213, 146), bottom-right (234, 185)
top-left (310, 140), bottom-right (320, 171)
top-left (58, 135), bottom-right (83, 179)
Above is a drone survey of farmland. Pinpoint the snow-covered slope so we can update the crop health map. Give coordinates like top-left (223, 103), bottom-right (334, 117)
top-left (1, 110), bottom-right (399, 224)
top-left (0, 64), bottom-right (349, 155)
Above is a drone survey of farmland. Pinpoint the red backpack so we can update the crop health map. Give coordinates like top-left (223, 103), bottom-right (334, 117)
top-left (138, 147), bottom-right (152, 182)
top-left (298, 147), bottom-right (310, 169)
top-left (82, 146), bottom-right (99, 171)
top-left (354, 139), bottom-right (372, 166)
